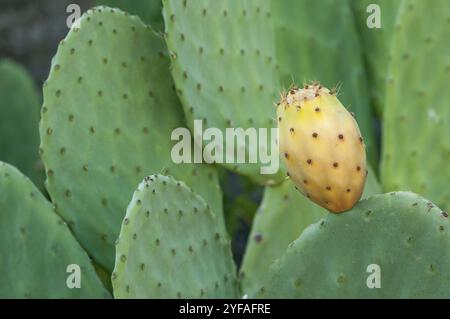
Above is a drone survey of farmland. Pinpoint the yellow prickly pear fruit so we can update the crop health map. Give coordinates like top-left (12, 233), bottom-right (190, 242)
top-left (277, 83), bottom-right (367, 213)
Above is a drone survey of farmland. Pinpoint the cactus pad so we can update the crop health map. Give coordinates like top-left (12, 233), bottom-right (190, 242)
top-left (95, 0), bottom-right (164, 30)
top-left (240, 179), bottom-right (326, 296)
top-left (163, 0), bottom-right (284, 184)
top-left (0, 59), bottom-right (43, 187)
top-left (113, 175), bottom-right (238, 298)
top-left (254, 192), bottom-right (450, 298)
top-left (0, 162), bottom-right (110, 298)
top-left (40, 7), bottom-right (223, 271)
top-left (350, 0), bottom-right (401, 115)
top-left (240, 165), bottom-right (381, 295)
top-left (381, 0), bottom-right (450, 212)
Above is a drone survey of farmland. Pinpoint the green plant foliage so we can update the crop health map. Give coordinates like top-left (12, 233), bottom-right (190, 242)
top-left (163, 0), bottom-right (285, 185)
top-left (381, 0), bottom-right (450, 212)
top-left (0, 162), bottom-right (110, 298)
top-left (240, 165), bottom-right (381, 295)
top-left (113, 175), bottom-right (238, 298)
top-left (40, 7), bottom-right (223, 272)
top-left (95, 0), bottom-right (164, 30)
top-left (254, 192), bottom-right (450, 298)
top-left (0, 59), bottom-right (43, 188)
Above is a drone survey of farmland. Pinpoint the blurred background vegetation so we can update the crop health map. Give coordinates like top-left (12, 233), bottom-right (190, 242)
top-left (0, 0), bottom-right (92, 84)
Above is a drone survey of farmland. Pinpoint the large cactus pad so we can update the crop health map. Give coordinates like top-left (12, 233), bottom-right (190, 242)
top-left (381, 0), bottom-right (450, 212)
top-left (163, 0), bottom-right (284, 184)
top-left (254, 192), bottom-right (450, 298)
top-left (40, 7), bottom-right (222, 271)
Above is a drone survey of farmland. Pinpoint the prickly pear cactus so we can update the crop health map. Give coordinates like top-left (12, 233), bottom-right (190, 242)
top-left (95, 0), bottom-right (164, 31)
top-left (381, 0), bottom-right (450, 212)
top-left (39, 7), bottom-right (223, 272)
top-left (272, 0), bottom-right (377, 166)
top-left (254, 192), bottom-right (450, 298)
top-left (163, 0), bottom-right (284, 185)
top-left (0, 162), bottom-right (110, 298)
top-left (0, 59), bottom-right (43, 187)
top-left (240, 179), bottom-right (326, 295)
top-left (277, 84), bottom-right (367, 213)
top-left (350, 0), bottom-right (401, 115)
top-left (113, 175), bottom-right (238, 298)
top-left (240, 165), bottom-right (381, 295)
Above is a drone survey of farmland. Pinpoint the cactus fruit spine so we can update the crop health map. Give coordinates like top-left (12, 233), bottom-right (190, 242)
top-left (277, 84), bottom-right (367, 213)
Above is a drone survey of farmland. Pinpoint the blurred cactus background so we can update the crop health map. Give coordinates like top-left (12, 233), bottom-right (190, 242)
top-left (0, 0), bottom-right (449, 299)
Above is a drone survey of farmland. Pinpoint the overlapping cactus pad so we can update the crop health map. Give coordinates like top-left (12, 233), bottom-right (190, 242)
top-left (0, 60), bottom-right (42, 187)
top-left (163, 0), bottom-right (284, 184)
top-left (239, 179), bottom-right (326, 296)
top-left (113, 175), bottom-right (238, 298)
top-left (254, 192), bottom-right (450, 298)
top-left (240, 165), bottom-right (380, 295)
top-left (0, 162), bottom-right (110, 298)
top-left (95, 0), bottom-right (164, 30)
top-left (381, 0), bottom-right (450, 212)
top-left (39, 7), bottom-right (223, 272)
top-left (350, 0), bottom-right (401, 115)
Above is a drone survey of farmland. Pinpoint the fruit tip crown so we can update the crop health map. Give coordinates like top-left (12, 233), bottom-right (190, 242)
top-left (277, 81), bottom-right (340, 107)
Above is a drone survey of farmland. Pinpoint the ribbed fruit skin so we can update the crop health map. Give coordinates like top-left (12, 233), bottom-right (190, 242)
top-left (277, 84), bottom-right (367, 213)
